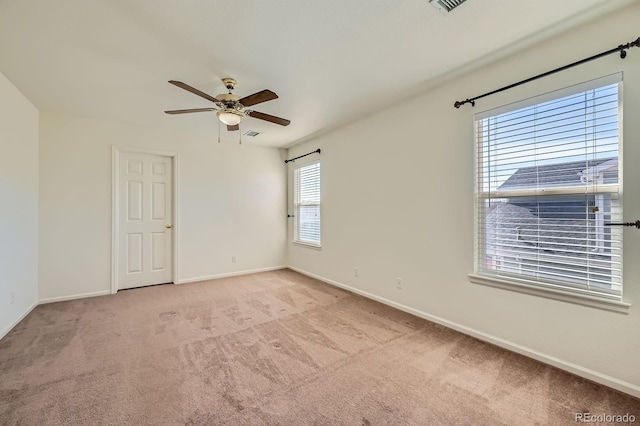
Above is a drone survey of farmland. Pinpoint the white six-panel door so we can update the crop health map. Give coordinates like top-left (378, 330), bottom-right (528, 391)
top-left (118, 152), bottom-right (173, 290)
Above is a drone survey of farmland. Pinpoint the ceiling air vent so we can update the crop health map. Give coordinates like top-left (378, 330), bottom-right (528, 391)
top-left (244, 130), bottom-right (260, 137)
top-left (429, 0), bottom-right (468, 14)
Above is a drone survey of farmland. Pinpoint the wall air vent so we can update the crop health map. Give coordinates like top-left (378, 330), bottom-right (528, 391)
top-left (429, 0), bottom-right (468, 14)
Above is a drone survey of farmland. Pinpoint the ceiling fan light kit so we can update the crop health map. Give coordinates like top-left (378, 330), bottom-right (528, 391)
top-left (165, 78), bottom-right (290, 135)
top-left (217, 110), bottom-right (242, 126)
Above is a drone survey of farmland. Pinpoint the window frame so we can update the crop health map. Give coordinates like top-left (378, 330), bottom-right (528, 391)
top-left (469, 74), bottom-right (629, 312)
top-left (293, 159), bottom-right (321, 248)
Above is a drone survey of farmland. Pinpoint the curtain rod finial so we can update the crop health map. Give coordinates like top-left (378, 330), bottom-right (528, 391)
top-left (454, 99), bottom-right (474, 109)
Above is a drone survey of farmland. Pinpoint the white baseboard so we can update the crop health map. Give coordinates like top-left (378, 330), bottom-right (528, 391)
top-left (0, 301), bottom-right (38, 341)
top-left (37, 266), bottom-right (288, 303)
top-left (39, 290), bottom-right (112, 304)
top-left (177, 265), bottom-right (287, 284)
top-left (5, 267), bottom-right (285, 340)
top-left (287, 266), bottom-right (640, 399)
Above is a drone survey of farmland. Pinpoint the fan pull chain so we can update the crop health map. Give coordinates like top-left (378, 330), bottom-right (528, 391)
top-left (239, 123), bottom-right (242, 145)
top-left (218, 120), bottom-right (221, 143)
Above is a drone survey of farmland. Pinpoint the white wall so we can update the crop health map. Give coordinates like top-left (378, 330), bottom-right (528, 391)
top-left (0, 71), bottom-right (39, 338)
top-left (39, 112), bottom-right (286, 301)
top-left (287, 4), bottom-right (640, 396)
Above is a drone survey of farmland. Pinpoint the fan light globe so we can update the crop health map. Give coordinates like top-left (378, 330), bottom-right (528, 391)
top-left (217, 111), bottom-right (242, 126)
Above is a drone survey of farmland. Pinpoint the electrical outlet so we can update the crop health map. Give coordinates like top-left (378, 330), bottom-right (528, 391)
top-left (396, 277), bottom-right (403, 289)
top-left (354, 267), bottom-right (359, 277)
top-left (9, 292), bottom-right (15, 305)
top-left (232, 256), bottom-right (237, 263)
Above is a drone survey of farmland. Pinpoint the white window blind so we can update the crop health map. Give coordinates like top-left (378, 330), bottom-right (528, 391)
top-left (475, 75), bottom-right (622, 300)
top-left (294, 161), bottom-right (321, 246)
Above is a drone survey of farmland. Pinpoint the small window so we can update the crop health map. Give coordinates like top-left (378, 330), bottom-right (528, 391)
top-left (293, 161), bottom-right (321, 247)
top-left (474, 75), bottom-right (622, 301)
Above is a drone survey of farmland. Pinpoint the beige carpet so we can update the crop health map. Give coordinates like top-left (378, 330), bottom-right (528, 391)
top-left (0, 269), bottom-right (638, 425)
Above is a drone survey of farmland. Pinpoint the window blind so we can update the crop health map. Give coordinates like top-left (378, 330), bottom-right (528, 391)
top-left (475, 75), bottom-right (622, 300)
top-left (294, 161), bottom-right (321, 246)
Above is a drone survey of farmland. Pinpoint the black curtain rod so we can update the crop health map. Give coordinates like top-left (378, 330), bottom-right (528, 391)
top-left (454, 36), bottom-right (640, 109)
top-left (605, 220), bottom-right (640, 229)
top-left (284, 149), bottom-right (321, 164)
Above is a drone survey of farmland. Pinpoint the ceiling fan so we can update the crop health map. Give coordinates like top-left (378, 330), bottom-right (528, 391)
top-left (165, 78), bottom-right (291, 131)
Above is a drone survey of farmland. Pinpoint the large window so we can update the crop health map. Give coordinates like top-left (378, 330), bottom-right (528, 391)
top-left (294, 161), bottom-right (321, 246)
top-left (474, 74), bottom-right (623, 301)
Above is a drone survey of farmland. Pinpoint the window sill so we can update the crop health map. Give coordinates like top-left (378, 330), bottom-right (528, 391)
top-left (293, 241), bottom-right (322, 250)
top-left (468, 274), bottom-right (630, 314)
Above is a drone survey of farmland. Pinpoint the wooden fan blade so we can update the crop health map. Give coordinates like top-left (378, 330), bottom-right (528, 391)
top-left (165, 108), bottom-right (216, 114)
top-left (247, 110), bottom-right (291, 126)
top-left (238, 90), bottom-right (278, 107)
top-left (227, 124), bottom-right (240, 131)
top-left (168, 80), bottom-right (220, 103)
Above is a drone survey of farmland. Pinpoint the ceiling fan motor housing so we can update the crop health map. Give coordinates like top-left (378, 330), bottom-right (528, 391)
top-left (215, 93), bottom-right (241, 112)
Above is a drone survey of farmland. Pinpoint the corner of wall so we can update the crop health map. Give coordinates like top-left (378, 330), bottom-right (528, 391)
top-left (0, 70), bottom-right (40, 341)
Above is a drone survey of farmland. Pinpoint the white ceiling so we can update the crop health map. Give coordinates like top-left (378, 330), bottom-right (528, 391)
top-left (0, 0), bottom-right (634, 147)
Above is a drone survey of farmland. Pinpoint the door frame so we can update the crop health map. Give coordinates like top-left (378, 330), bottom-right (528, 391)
top-left (111, 146), bottom-right (179, 294)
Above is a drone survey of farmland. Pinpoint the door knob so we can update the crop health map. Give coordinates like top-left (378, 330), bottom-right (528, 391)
top-left (165, 224), bottom-right (173, 229)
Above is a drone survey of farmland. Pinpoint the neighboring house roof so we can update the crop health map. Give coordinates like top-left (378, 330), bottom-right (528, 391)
top-left (498, 157), bottom-right (617, 190)
top-left (485, 203), bottom-right (536, 254)
top-left (485, 159), bottom-right (618, 287)
top-left (485, 158), bottom-right (618, 264)
top-left (485, 202), bottom-right (600, 260)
